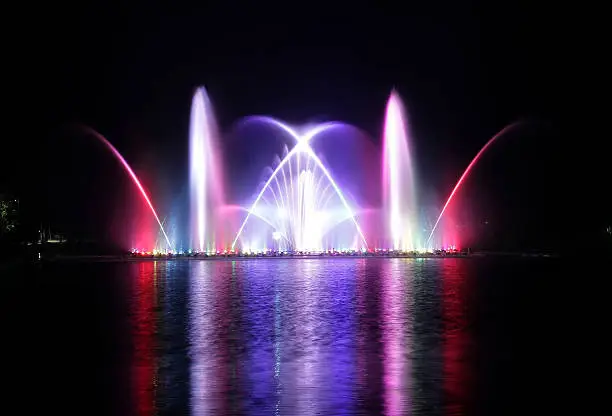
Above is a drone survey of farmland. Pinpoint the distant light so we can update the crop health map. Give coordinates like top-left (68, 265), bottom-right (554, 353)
top-left (272, 231), bottom-right (281, 241)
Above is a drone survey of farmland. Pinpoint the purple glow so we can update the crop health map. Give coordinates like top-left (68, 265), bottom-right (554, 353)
top-left (231, 119), bottom-right (368, 252)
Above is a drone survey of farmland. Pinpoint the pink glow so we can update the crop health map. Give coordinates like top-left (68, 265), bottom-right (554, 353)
top-left (442, 259), bottom-right (470, 413)
top-left (78, 125), bottom-right (172, 248)
top-left (133, 261), bottom-right (157, 415)
top-left (189, 88), bottom-right (228, 252)
top-left (427, 121), bottom-right (523, 246)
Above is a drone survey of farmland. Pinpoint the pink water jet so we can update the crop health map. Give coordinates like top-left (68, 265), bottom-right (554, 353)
top-left (426, 121), bottom-right (524, 246)
top-left (77, 125), bottom-right (172, 249)
top-left (189, 87), bottom-right (229, 252)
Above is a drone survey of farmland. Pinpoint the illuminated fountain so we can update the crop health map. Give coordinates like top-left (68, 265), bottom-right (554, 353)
top-left (75, 86), bottom-right (523, 255)
top-left (231, 118), bottom-right (367, 253)
top-left (189, 88), bottom-right (232, 252)
top-left (425, 122), bottom-right (523, 249)
top-left (78, 125), bottom-right (172, 250)
top-left (381, 91), bottom-right (420, 250)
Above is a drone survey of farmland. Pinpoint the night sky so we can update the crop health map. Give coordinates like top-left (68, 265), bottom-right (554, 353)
top-left (3, 1), bottom-right (607, 250)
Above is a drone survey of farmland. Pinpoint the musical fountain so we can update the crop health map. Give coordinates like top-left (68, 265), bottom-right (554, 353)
top-left (80, 86), bottom-right (522, 257)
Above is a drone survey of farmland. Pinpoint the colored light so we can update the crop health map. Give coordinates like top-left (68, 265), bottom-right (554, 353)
top-left (78, 125), bottom-right (172, 249)
top-left (230, 119), bottom-right (367, 252)
top-left (78, 90), bottom-right (521, 253)
top-left (426, 121), bottom-right (523, 246)
top-left (189, 87), bottom-right (227, 253)
top-left (382, 91), bottom-right (419, 251)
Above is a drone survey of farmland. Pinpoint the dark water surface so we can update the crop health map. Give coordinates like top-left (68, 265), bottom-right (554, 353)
top-left (3, 258), bottom-right (573, 415)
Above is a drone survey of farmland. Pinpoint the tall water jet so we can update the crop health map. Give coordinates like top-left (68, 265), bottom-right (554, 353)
top-left (382, 91), bottom-right (419, 250)
top-left (189, 87), bottom-right (227, 252)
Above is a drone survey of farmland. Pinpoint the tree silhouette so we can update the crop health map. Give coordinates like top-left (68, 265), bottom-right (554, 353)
top-left (0, 197), bottom-right (18, 237)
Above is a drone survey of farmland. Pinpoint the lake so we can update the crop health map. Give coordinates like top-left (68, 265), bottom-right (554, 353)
top-left (2, 257), bottom-right (570, 415)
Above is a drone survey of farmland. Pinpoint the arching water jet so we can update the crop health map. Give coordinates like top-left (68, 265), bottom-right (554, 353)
top-left (426, 121), bottom-right (524, 246)
top-left (76, 124), bottom-right (172, 249)
top-left (230, 119), bottom-right (368, 251)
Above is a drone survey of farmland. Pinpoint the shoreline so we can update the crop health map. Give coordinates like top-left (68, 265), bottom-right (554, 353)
top-left (32, 251), bottom-right (559, 263)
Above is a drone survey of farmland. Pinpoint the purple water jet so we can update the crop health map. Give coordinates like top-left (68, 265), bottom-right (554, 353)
top-left (230, 118), bottom-right (368, 252)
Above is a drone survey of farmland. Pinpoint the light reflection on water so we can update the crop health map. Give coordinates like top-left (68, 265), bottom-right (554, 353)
top-left (131, 258), bottom-right (472, 415)
top-left (381, 259), bottom-right (410, 416)
top-left (4, 256), bottom-right (568, 415)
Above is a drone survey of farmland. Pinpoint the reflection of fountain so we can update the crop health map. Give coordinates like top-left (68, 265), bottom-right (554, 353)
top-left (240, 260), bottom-right (281, 414)
top-left (442, 258), bottom-right (471, 414)
top-left (381, 259), bottom-right (410, 416)
top-left (132, 261), bottom-right (158, 415)
top-left (189, 261), bottom-right (232, 414)
top-left (293, 260), bottom-right (320, 415)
